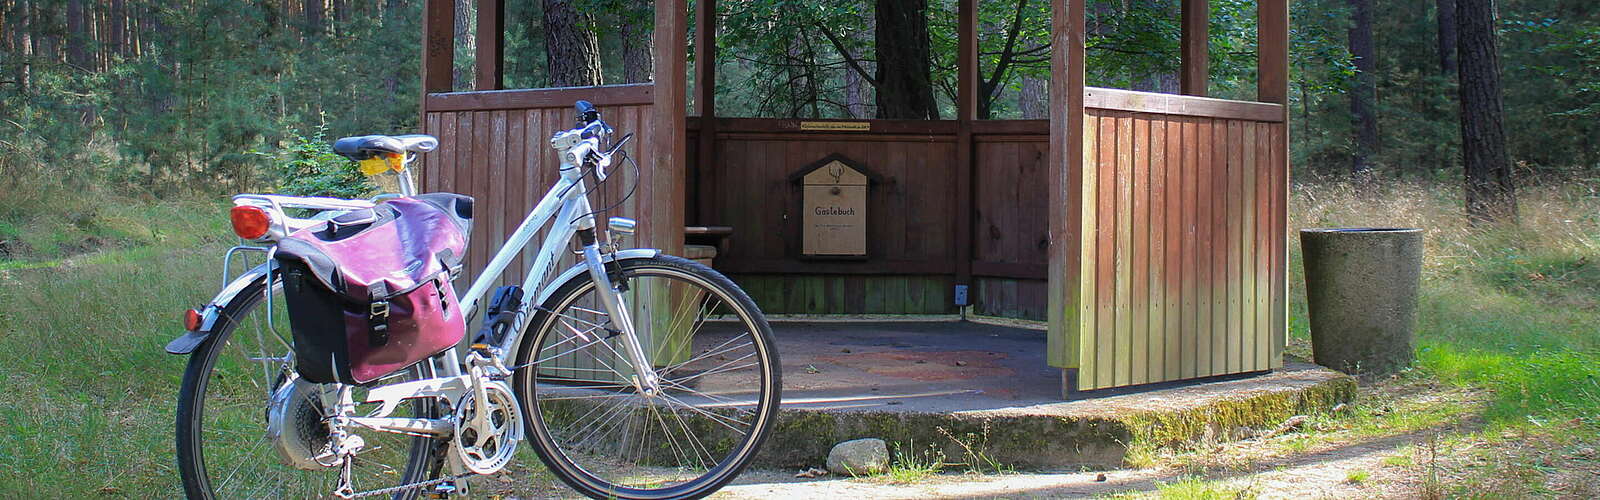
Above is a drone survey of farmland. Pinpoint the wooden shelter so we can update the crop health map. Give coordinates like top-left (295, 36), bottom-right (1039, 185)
top-left (416, 0), bottom-right (1290, 395)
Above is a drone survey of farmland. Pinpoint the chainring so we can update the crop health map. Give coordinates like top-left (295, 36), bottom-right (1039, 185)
top-left (451, 380), bottom-right (523, 475)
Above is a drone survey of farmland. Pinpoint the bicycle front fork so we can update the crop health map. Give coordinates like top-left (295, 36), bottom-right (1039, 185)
top-left (577, 229), bottom-right (662, 397)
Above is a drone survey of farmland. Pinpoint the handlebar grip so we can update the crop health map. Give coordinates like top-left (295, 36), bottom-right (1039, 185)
top-left (575, 100), bottom-right (600, 125)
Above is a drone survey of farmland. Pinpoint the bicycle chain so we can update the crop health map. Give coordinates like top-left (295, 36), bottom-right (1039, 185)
top-left (343, 472), bottom-right (474, 499)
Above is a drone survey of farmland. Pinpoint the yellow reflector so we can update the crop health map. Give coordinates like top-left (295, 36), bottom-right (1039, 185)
top-left (386, 153), bottom-right (405, 172)
top-left (358, 157), bottom-right (388, 176)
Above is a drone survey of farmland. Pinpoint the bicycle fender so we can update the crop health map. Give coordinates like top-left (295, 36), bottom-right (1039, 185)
top-left (532, 249), bottom-right (661, 307)
top-left (165, 262), bottom-right (276, 355)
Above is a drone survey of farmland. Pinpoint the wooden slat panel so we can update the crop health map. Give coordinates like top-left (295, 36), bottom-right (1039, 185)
top-left (1077, 113), bottom-right (1100, 385)
top-left (1240, 121), bottom-right (1258, 372)
top-left (504, 110), bottom-right (524, 286)
top-left (1130, 116), bottom-right (1150, 386)
top-left (1114, 113), bottom-right (1135, 388)
top-left (1148, 118), bottom-right (1168, 383)
top-left (1180, 117), bottom-right (1199, 379)
top-left (1254, 122), bottom-right (1271, 370)
top-left (1197, 117), bottom-right (1217, 377)
top-left (1095, 114), bottom-right (1118, 389)
top-left (487, 110), bottom-right (508, 286)
top-left (1227, 119), bottom-right (1244, 374)
top-left (1213, 119), bottom-right (1232, 376)
top-left (1272, 123), bottom-right (1288, 369)
top-left (1164, 116), bottom-right (1184, 380)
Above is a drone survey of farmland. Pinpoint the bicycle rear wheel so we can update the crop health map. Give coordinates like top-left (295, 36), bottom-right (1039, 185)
top-left (174, 278), bottom-right (445, 499)
top-left (514, 255), bottom-right (780, 500)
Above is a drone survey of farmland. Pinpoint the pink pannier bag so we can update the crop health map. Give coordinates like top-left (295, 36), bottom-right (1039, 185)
top-left (273, 193), bottom-right (473, 384)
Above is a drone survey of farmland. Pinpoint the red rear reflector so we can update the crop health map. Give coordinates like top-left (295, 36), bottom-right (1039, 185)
top-left (183, 308), bottom-right (204, 331)
top-left (230, 205), bottom-right (271, 240)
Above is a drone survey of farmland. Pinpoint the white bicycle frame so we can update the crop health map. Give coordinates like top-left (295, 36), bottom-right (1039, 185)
top-left (389, 119), bottom-right (666, 401)
top-left (216, 120), bottom-right (663, 444)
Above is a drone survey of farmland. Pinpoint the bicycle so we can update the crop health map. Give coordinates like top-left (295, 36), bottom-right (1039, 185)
top-left (167, 101), bottom-right (781, 499)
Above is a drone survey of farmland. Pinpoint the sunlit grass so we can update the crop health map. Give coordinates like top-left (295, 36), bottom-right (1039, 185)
top-left (1101, 475), bottom-right (1258, 499)
top-left (1290, 179), bottom-right (1600, 427)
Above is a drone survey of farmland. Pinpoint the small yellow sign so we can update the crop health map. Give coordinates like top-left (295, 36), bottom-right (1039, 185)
top-left (798, 121), bottom-right (870, 132)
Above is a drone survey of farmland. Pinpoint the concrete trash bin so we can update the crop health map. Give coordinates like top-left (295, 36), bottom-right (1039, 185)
top-left (1300, 228), bottom-right (1423, 376)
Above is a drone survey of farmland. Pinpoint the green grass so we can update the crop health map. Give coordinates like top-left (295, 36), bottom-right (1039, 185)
top-left (877, 440), bottom-right (947, 483)
top-left (2, 178), bottom-right (1597, 496)
top-left (1102, 476), bottom-right (1258, 499)
top-left (0, 193), bottom-right (230, 498)
top-left (1290, 180), bottom-right (1600, 427)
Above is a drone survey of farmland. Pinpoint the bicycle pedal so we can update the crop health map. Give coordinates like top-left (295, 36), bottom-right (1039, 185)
top-left (425, 482), bottom-right (458, 498)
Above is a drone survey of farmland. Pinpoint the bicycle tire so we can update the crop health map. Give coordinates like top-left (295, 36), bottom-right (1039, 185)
top-left (513, 255), bottom-right (781, 500)
top-left (174, 278), bottom-right (445, 500)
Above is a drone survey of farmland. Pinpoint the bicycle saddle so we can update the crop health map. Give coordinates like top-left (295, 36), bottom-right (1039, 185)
top-left (332, 134), bottom-right (438, 161)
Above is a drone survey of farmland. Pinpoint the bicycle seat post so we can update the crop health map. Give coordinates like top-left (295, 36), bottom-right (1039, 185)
top-left (397, 154), bottom-right (418, 197)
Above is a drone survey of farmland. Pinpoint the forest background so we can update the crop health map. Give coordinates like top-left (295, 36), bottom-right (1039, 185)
top-left (1, 0), bottom-right (1596, 203)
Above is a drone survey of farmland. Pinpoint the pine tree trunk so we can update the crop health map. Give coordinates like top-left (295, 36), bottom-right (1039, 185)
top-left (66, 0), bottom-right (86, 68)
top-left (619, 0), bottom-right (652, 83)
top-left (1019, 76), bottom-right (1047, 119)
top-left (1347, 0), bottom-right (1379, 175)
top-left (454, 0), bottom-right (474, 89)
top-left (384, 0), bottom-right (403, 95)
top-left (1436, 0), bottom-right (1457, 75)
top-left (1, 1), bottom-right (10, 57)
top-left (1456, 0), bottom-right (1515, 221)
top-left (333, 0), bottom-right (349, 28)
top-left (305, 0), bottom-right (324, 38)
top-left (873, 0), bottom-right (938, 119)
top-left (543, 0), bottom-right (601, 87)
top-left (18, 0), bottom-right (30, 93)
top-left (843, 8), bottom-right (875, 118)
top-left (110, 0), bottom-right (124, 57)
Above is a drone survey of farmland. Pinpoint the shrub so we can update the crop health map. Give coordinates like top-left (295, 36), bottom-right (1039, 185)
top-left (261, 127), bottom-right (374, 199)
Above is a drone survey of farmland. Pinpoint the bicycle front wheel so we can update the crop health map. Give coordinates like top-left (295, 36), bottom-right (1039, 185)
top-left (174, 278), bottom-right (445, 499)
top-left (514, 255), bottom-right (781, 500)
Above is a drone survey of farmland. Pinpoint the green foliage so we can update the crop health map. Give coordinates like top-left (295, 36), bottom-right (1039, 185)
top-left (259, 127), bottom-right (373, 199)
top-left (0, 0), bottom-right (421, 196)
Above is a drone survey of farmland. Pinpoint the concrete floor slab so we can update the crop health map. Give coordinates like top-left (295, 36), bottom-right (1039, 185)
top-left (744, 321), bottom-right (1355, 469)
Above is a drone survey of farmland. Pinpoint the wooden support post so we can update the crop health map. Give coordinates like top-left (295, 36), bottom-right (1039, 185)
top-left (474, 0), bottom-right (504, 90)
top-left (1257, 0), bottom-right (1289, 105)
top-left (1258, 0), bottom-right (1289, 369)
top-left (695, 0), bottom-right (717, 225)
top-left (420, 0), bottom-right (455, 189)
top-left (955, 0), bottom-right (977, 308)
top-left (1180, 0), bottom-right (1209, 96)
top-left (651, 0), bottom-right (687, 257)
top-left (421, 0), bottom-right (454, 94)
top-left (1048, 0), bottom-right (1088, 397)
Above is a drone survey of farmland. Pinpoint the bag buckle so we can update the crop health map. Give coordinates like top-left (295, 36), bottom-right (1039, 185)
top-left (368, 301), bottom-right (391, 347)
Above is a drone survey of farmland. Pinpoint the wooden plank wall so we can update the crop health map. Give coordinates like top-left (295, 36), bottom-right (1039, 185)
top-left (1073, 90), bottom-right (1286, 391)
top-left (687, 118), bottom-right (964, 315)
top-left (419, 88), bottom-right (657, 304)
top-left (972, 124), bottom-right (1050, 320)
top-left (684, 118), bottom-right (1055, 317)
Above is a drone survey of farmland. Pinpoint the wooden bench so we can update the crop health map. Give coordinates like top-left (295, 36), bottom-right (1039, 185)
top-left (684, 226), bottom-right (733, 268)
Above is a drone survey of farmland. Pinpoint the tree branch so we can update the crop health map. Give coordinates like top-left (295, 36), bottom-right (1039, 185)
top-left (813, 22), bottom-right (878, 87)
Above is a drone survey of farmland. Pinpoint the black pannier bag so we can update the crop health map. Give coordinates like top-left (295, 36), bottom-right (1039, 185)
top-left (273, 193), bottom-right (474, 384)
